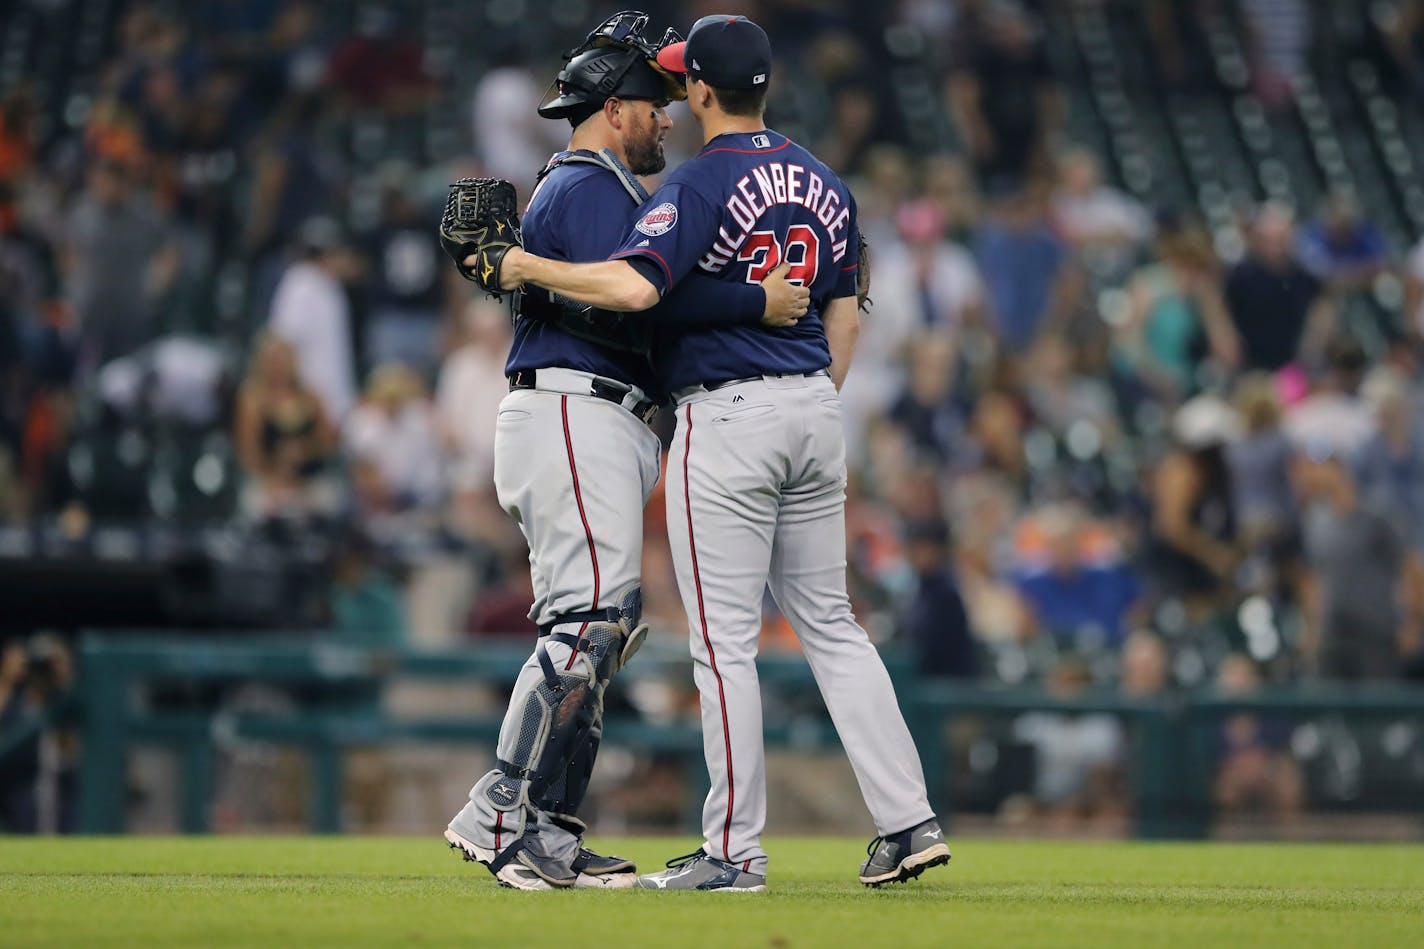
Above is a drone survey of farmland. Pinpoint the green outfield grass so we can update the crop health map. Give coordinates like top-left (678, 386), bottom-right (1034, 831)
top-left (2, 836), bottom-right (1422, 948)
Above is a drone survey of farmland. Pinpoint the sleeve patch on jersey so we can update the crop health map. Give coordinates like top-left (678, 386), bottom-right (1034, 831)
top-left (635, 202), bottom-right (678, 237)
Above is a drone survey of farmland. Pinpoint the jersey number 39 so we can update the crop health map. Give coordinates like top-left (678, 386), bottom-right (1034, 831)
top-left (738, 225), bottom-right (821, 286)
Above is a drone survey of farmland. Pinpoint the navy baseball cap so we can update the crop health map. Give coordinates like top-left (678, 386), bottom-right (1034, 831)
top-left (656, 15), bottom-right (771, 90)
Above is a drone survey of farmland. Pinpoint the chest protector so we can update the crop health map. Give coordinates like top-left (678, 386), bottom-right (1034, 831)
top-left (518, 149), bottom-right (652, 354)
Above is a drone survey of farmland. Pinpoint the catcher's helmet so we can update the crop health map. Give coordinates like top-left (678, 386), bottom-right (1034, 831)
top-left (538, 10), bottom-right (686, 121)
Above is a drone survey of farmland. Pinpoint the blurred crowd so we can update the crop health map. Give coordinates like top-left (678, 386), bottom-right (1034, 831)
top-left (4, 0), bottom-right (1424, 831)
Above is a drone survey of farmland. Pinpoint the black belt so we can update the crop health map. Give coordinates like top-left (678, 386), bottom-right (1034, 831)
top-left (700, 369), bottom-right (830, 391)
top-left (509, 368), bottom-right (660, 424)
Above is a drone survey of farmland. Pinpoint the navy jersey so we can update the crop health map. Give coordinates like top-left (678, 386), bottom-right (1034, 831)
top-left (609, 130), bottom-right (859, 391)
top-left (505, 157), bottom-right (657, 391)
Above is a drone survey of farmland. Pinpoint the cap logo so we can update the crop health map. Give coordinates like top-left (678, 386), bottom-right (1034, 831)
top-left (635, 202), bottom-right (678, 236)
top-left (753, 74), bottom-right (766, 84)
top-left (691, 58), bottom-right (700, 70)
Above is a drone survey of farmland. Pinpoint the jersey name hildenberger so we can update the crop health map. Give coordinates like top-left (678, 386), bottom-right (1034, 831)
top-left (699, 162), bottom-right (853, 271)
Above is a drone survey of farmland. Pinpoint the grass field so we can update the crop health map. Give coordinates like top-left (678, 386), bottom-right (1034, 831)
top-left (3, 837), bottom-right (1422, 948)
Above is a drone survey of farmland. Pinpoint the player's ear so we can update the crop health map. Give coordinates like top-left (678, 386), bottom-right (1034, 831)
top-left (603, 96), bottom-right (624, 129)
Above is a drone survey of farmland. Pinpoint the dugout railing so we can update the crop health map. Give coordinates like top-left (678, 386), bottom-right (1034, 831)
top-left (66, 633), bottom-right (1424, 837)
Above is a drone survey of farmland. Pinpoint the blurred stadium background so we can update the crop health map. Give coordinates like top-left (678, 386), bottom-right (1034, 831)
top-left (2, 0), bottom-right (1424, 842)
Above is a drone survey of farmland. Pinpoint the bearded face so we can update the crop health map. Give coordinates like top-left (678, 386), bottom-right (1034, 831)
top-left (622, 101), bottom-right (669, 176)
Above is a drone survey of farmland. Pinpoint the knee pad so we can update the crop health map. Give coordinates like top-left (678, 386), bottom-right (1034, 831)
top-left (610, 582), bottom-right (649, 671)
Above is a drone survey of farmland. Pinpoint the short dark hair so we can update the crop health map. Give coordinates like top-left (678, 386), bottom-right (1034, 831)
top-left (710, 82), bottom-right (768, 117)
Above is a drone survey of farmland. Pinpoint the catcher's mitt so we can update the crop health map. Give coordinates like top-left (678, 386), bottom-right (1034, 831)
top-left (856, 232), bottom-right (872, 312)
top-left (439, 177), bottom-right (522, 297)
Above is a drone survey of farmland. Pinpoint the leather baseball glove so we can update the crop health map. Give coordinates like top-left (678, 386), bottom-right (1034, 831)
top-left (439, 177), bottom-right (522, 297)
top-left (856, 232), bottom-right (872, 312)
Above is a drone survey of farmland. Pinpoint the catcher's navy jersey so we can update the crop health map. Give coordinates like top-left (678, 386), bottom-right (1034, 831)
top-left (609, 129), bottom-right (859, 390)
top-left (506, 160), bottom-right (658, 391)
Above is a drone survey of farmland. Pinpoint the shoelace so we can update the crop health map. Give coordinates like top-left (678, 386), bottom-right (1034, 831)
top-left (665, 848), bottom-right (707, 869)
top-left (865, 836), bottom-right (885, 857)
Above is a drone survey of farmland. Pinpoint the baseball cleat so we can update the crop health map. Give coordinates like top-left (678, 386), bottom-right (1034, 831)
top-left (636, 849), bottom-right (766, 892)
top-left (858, 818), bottom-right (951, 887)
top-left (572, 846), bottom-right (638, 888)
top-left (443, 827), bottom-right (573, 890)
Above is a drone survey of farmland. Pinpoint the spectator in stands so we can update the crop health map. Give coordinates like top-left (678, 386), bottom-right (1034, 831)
top-left (844, 463), bottom-right (916, 618)
top-left (437, 298), bottom-right (511, 539)
top-left (1294, 440), bottom-right (1424, 680)
top-left (849, 202), bottom-right (983, 443)
top-left (329, 529), bottom-right (408, 647)
top-left (946, 1), bottom-right (1061, 189)
top-left (62, 159), bottom-right (180, 372)
top-left (164, 70), bottom-right (246, 276)
top-left (965, 388), bottom-right (1030, 491)
top-left (1298, 190), bottom-right (1389, 294)
top-left (267, 216), bottom-right (360, 424)
top-left (1355, 367), bottom-right (1424, 550)
top-left (465, 545), bottom-right (538, 639)
top-left (901, 518), bottom-right (977, 679)
top-left (802, 31), bottom-right (893, 175)
top-left (234, 332), bottom-right (341, 524)
top-left (974, 182), bottom-right (1071, 354)
top-left (326, 4), bottom-right (435, 114)
top-left (244, 2), bottom-right (330, 112)
top-left (813, 79), bottom-right (883, 176)
top-left (1407, 230), bottom-right (1424, 339)
top-left (0, 635), bottom-right (69, 833)
top-left (1013, 505), bottom-right (1141, 651)
top-left (1212, 652), bottom-right (1303, 827)
top-left (1023, 335), bottom-right (1118, 445)
top-left (1143, 0), bottom-right (1211, 92)
top-left (855, 145), bottom-right (915, 246)
top-left (923, 153), bottom-right (983, 242)
top-left (1120, 630), bottom-right (1171, 697)
top-left (0, 639), bottom-right (38, 832)
top-left (1226, 374), bottom-right (1296, 565)
top-left (1225, 204), bottom-right (1329, 372)
top-left (0, 180), bottom-right (67, 448)
top-left (344, 363), bottom-right (444, 536)
top-left (1118, 221), bottom-right (1240, 402)
top-left (1282, 336), bottom-right (1375, 460)
top-left (1147, 396), bottom-right (1243, 610)
top-left (243, 91), bottom-right (345, 279)
top-left (1378, 0), bottom-right (1424, 102)
top-left (1240, 0), bottom-right (1312, 111)
top-left (877, 200), bottom-right (987, 335)
top-left (363, 181), bottom-right (446, 375)
top-left (949, 470), bottom-right (1037, 644)
top-left (1010, 657), bottom-right (1126, 828)
top-left (887, 332), bottom-right (967, 464)
top-left (470, 40), bottom-right (570, 193)
top-left (1052, 147), bottom-right (1153, 276)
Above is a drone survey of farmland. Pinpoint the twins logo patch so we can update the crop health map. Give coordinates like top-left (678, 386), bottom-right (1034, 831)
top-left (636, 202), bottom-right (678, 236)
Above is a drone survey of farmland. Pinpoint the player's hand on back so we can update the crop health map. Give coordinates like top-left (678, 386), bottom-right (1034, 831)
top-left (760, 261), bottom-right (810, 328)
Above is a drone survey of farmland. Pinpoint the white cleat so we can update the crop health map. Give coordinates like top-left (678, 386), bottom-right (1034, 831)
top-left (444, 827), bottom-right (565, 891)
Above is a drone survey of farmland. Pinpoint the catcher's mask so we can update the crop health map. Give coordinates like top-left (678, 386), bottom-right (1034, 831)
top-left (537, 10), bottom-right (686, 122)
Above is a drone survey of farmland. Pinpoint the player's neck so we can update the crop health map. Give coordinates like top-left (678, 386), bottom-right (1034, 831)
top-left (567, 127), bottom-right (623, 163)
top-left (700, 111), bottom-right (767, 144)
